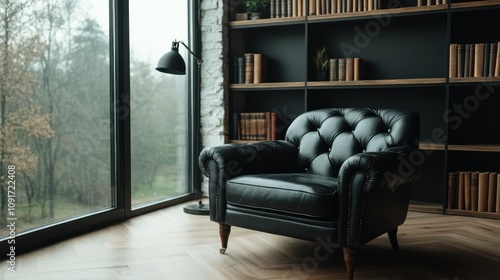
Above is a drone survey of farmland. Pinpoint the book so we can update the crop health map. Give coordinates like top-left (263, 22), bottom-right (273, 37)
top-left (468, 44), bottom-right (475, 77)
top-left (329, 58), bottom-right (338, 81)
top-left (496, 41), bottom-right (500, 76)
top-left (309, 0), bottom-right (315, 15)
top-left (457, 171), bottom-right (464, 210)
top-left (489, 42), bottom-right (497, 77)
top-left (471, 171), bottom-right (479, 211)
top-left (244, 53), bottom-right (254, 83)
top-left (253, 53), bottom-right (267, 83)
top-left (488, 172), bottom-right (497, 212)
top-left (271, 0), bottom-right (276, 18)
top-left (346, 58), bottom-right (354, 81)
top-left (483, 43), bottom-right (490, 77)
top-left (237, 57), bottom-right (245, 83)
top-left (338, 58), bottom-right (346, 81)
top-left (354, 57), bottom-right (363, 81)
top-left (447, 172), bottom-right (457, 209)
top-left (478, 172), bottom-right (489, 212)
top-left (464, 44), bottom-right (470, 77)
top-left (449, 43), bottom-right (457, 78)
top-left (464, 171), bottom-right (471, 211)
top-left (457, 44), bottom-right (464, 78)
top-left (474, 43), bottom-right (484, 77)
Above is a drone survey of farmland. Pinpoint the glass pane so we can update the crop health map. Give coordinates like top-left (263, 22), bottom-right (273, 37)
top-left (0, 0), bottom-right (112, 238)
top-left (129, 0), bottom-right (189, 206)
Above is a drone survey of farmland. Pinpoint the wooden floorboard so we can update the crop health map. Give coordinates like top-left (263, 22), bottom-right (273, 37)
top-left (1, 202), bottom-right (500, 279)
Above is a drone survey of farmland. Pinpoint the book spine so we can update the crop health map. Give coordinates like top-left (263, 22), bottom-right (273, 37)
top-left (237, 57), bottom-right (245, 84)
top-left (464, 44), bottom-right (470, 77)
top-left (488, 172), bottom-right (497, 212)
top-left (329, 58), bottom-right (338, 81)
top-left (457, 44), bottom-right (464, 78)
top-left (457, 171), bottom-right (464, 210)
top-left (496, 41), bottom-right (500, 76)
top-left (354, 57), bottom-right (363, 81)
top-left (489, 42), bottom-right (497, 77)
top-left (468, 44), bottom-right (475, 77)
top-left (271, 0), bottom-right (276, 18)
top-left (464, 171), bottom-right (471, 211)
top-left (478, 172), bottom-right (489, 212)
top-left (244, 53), bottom-right (254, 83)
top-left (338, 58), bottom-right (346, 81)
top-left (474, 43), bottom-right (484, 77)
top-left (345, 58), bottom-right (354, 81)
top-left (449, 43), bottom-right (457, 78)
top-left (483, 43), bottom-right (490, 77)
top-left (471, 171), bottom-right (479, 211)
top-left (254, 53), bottom-right (263, 84)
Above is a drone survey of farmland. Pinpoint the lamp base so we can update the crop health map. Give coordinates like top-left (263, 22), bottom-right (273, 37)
top-left (183, 200), bottom-right (210, 215)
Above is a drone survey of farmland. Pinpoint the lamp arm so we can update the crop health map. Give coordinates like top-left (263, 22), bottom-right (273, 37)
top-left (177, 40), bottom-right (202, 66)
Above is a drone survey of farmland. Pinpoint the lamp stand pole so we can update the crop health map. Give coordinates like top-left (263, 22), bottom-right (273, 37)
top-left (183, 57), bottom-right (209, 215)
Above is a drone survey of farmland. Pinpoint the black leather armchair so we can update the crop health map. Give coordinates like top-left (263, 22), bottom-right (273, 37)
top-left (199, 108), bottom-right (421, 279)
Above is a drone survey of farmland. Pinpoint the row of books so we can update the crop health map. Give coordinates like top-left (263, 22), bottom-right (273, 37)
top-left (449, 42), bottom-right (500, 78)
top-left (447, 171), bottom-right (500, 213)
top-left (263, 0), bottom-right (447, 20)
top-left (233, 53), bottom-right (267, 84)
top-left (417, 0), bottom-right (447, 6)
top-left (233, 112), bottom-right (288, 141)
top-left (269, 0), bottom-right (383, 18)
top-left (328, 57), bottom-right (364, 81)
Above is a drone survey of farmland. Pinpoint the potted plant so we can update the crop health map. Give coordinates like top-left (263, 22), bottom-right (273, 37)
top-left (243, 0), bottom-right (270, 20)
top-left (313, 47), bottom-right (329, 81)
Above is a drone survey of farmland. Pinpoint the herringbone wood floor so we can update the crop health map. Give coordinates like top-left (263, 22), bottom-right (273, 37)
top-left (1, 201), bottom-right (500, 280)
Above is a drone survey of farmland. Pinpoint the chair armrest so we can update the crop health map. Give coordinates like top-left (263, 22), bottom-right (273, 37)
top-left (337, 146), bottom-right (422, 247)
top-left (199, 140), bottom-right (299, 178)
top-left (339, 146), bottom-right (422, 193)
top-left (198, 140), bottom-right (299, 222)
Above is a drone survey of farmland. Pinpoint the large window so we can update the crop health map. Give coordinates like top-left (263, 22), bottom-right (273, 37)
top-left (129, 0), bottom-right (189, 207)
top-left (0, 0), bottom-right (112, 238)
top-left (0, 0), bottom-right (196, 251)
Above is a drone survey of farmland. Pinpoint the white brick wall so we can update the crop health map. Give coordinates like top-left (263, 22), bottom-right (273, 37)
top-left (200, 0), bottom-right (226, 194)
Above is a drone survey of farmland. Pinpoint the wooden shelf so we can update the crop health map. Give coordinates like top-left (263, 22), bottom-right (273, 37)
top-left (308, 78), bottom-right (446, 88)
top-left (229, 16), bottom-right (306, 28)
top-left (229, 82), bottom-right (306, 90)
top-left (419, 142), bottom-right (445, 151)
top-left (449, 77), bottom-right (500, 84)
top-left (448, 144), bottom-right (500, 152)
top-left (451, 0), bottom-right (500, 11)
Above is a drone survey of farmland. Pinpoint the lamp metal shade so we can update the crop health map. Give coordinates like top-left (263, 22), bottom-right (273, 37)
top-left (156, 43), bottom-right (186, 75)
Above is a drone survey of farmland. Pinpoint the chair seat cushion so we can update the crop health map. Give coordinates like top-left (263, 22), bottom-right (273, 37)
top-left (226, 173), bottom-right (338, 219)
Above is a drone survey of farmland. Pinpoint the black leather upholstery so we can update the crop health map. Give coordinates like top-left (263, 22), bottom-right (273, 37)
top-left (199, 108), bottom-right (421, 273)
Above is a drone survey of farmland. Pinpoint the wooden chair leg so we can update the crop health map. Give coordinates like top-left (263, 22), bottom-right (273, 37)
top-left (219, 223), bottom-right (231, 254)
top-left (343, 246), bottom-right (357, 280)
top-left (387, 227), bottom-right (399, 250)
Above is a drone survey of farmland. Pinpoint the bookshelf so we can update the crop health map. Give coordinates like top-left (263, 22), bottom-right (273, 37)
top-left (225, 0), bottom-right (500, 219)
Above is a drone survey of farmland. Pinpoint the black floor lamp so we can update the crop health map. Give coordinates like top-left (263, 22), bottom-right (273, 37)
top-left (156, 40), bottom-right (209, 215)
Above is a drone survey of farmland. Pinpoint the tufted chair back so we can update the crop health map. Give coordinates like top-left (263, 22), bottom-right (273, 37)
top-left (285, 108), bottom-right (420, 177)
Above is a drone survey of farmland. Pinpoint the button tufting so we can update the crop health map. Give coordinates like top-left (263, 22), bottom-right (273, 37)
top-left (305, 168), bottom-right (308, 171)
top-left (387, 128), bottom-right (391, 133)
